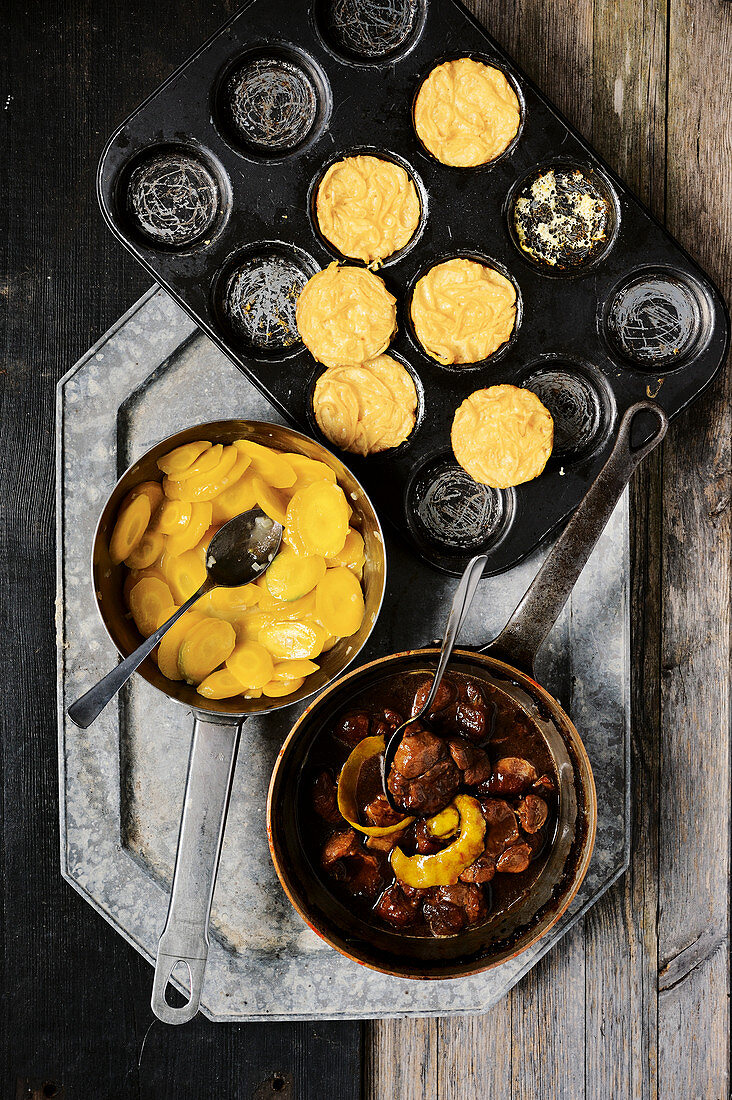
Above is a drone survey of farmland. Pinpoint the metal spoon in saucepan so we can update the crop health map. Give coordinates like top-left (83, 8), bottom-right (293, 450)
top-left (68, 507), bottom-right (283, 730)
top-left (381, 552), bottom-right (489, 811)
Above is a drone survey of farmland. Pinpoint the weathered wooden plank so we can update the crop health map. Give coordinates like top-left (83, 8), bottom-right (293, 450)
top-left (365, 1018), bottom-right (438, 1100)
top-left (659, 2), bottom-right (732, 1095)
top-left (583, 4), bottom-right (668, 1099)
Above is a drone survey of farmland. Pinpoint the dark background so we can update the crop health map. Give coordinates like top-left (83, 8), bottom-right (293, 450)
top-left (2, 1), bottom-right (730, 1098)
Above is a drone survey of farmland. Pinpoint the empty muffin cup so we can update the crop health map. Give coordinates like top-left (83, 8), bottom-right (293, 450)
top-left (407, 453), bottom-right (514, 565)
top-left (314, 0), bottom-right (425, 63)
top-left (213, 243), bottom-right (317, 357)
top-left (121, 145), bottom-right (224, 249)
top-left (508, 162), bottom-right (618, 273)
top-left (215, 47), bottom-right (330, 157)
top-left (519, 361), bottom-right (614, 462)
top-left (602, 268), bottom-right (711, 370)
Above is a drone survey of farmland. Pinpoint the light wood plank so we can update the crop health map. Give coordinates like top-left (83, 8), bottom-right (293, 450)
top-left (659, 1), bottom-right (732, 1096)
top-left (365, 1018), bottom-right (438, 1100)
top-left (583, 4), bottom-right (668, 1099)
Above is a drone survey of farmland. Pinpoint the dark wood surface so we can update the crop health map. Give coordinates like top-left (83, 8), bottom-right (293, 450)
top-left (1, 1), bottom-right (729, 1098)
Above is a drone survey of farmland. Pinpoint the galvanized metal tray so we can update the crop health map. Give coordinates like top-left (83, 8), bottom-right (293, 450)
top-left (56, 286), bottom-right (629, 1020)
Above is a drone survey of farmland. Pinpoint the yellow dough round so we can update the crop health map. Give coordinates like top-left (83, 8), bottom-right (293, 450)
top-left (410, 258), bottom-right (517, 364)
top-left (296, 263), bottom-right (397, 367)
top-left (316, 155), bottom-right (421, 263)
top-left (451, 384), bottom-right (553, 488)
top-left (313, 355), bottom-right (418, 456)
top-left (414, 58), bottom-right (521, 168)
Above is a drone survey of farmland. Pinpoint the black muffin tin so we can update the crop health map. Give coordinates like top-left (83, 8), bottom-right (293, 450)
top-left (98, 0), bottom-right (729, 576)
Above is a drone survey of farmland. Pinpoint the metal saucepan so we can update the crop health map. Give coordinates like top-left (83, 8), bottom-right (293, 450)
top-left (267, 401), bottom-right (667, 978)
top-left (91, 419), bottom-right (386, 1021)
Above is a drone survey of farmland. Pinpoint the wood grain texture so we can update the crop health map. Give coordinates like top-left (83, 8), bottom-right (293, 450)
top-left (660, 2), bottom-right (732, 1096)
top-left (2, 1), bottom-right (730, 1098)
top-left (366, 1), bottom-right (730, 1099)
top-left (0, 3), bottom-right (361, 1098)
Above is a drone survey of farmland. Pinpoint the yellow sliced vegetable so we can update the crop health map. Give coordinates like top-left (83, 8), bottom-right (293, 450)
top-left (258, 620), bottom-right (327, 660)
top-left (281, 453), bottom-right (337, 487)
top-left (152, 498), bottom-right (193, 534)
top-left (124, 528), bottom-right (165, 571)
top-left (315, 567), bottom-right (365, 637)
top-left (199, 583), bottom-right (259, 620)
top-left (234, 440), bottom-right (296, 488)
top-left (110, 495), bottom-right (151, 565)
top-left (426, 805), bottom-right (460, 839)
top-left (161, 549), bottom-right (207, 603)
top-left (285, 481), bottom-right (349, 558)
top-left (256, 584), bottom-right (317, 619)
top-left (211, 470), bottom-right (258, 524)
top-left (265, 546), bottom-right (326, 602)
top-left (271, 658), bottom-right (319, 680)
top-left (177, 443), bottom-right (223, 479)
top-left (123, 565), bottom-right (166, 607)
top-left (262, 676), bottom-right (306, 697)
top-left (192, 525), bottom-right (221, 563)
top-left (123, 480), bottom-right (164, 514)
top-left (197, 668), bottom-right (246, 700)
top-left (320, 634), bottom-right (339, 653)
top-left (253, 477), bottom-right (289, 526)
top-left (390, 795), bottom-right (486, 888)
top-left (156, 607), bottom-right (205, 680)
top-left (337, 735), bottom-right (413, 836)
top-left (226, 641), bottom-right (274, 690)
top-left (232, 611), bottom-right (274, 644)
top-left (328, 528), bottom-right (365, 569)
top-left (165, 501), bottom-right (213, 556)
top-left (129, 577), bottom-right (175, 638)
top-left (156, 441), bottom-right (211, 477)
top-left (178, 618), bottom-right (236, 684)
top-left (163, 445), bottom-right (241, 502)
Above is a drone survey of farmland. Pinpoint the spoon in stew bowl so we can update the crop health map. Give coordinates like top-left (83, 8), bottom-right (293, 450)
top-left (68, 507), bottom-right (282, 729)
top-left (381, 552), bottom-right (489, 811)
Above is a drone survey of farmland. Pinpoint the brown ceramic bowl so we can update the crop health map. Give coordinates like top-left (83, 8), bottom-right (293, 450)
top-left (267, 646), bottom-right (596, 979)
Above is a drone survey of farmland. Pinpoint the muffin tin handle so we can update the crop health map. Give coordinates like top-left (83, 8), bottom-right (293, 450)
top-left (482, 401), bottom-right (668, 676)
top-left (151, 713), bottom-right (244, 1024)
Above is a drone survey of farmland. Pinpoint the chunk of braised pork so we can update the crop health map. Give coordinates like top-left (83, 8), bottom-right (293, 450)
top-left (373, 884), bottom-right (420, 929)
top-left (532, 773), bottom-right (556, 796)
top-left (422, 883), bottom-right (488, 936)
top-left (516, 794), bottom-right (548, 834)
top-left (312, 770), bottom-right (342, 825)
top-left (496, 842), bottom-right (532, 874)
top-left (447, 738), bottom-right (493, 786)
top-left (364, 792), bottom-right (405, 829)
top-left (459, 856), bottom-right (496, 884)
top-left (392, 723), bottom-right (444, 777)
top-left (478, 756), bottom-right (538, 796)
top-left (321, 829), bottom-right (360, 866)
top-left (370, 708), bottom-right (404, 741)
top-left (365, 833), bottom-right (400, 854)
top-left (480, 799), bottom-right (520, 859)
top-left (410, 678), bottom-right (457, 720)
top-left (321, 829), bottom-right (384, 897)
top-left (332, 711), bottom-right (372, 747)
top-left (414, 818), bottom-right (444, 855)
top-left (388, 724), bottom-right (461, 816)
top-left (440, 702), bottom-right (489, 742)
top-left (347, 850), bottom-right (383, 897)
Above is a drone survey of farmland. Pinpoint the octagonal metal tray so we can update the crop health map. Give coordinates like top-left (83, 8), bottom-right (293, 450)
top-left (56, 286), bottom-right (629, 1020)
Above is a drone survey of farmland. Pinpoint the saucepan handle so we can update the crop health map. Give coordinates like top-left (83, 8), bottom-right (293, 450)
top-left (151, 713), bottom-right (244, 1025)
top-left (481, 401), bottom-right (668, 676)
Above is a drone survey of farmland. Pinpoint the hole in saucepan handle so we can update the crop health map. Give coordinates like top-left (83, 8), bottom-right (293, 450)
top-left (151, 950), bottom-right (206, 1024)
top-left (623, 400), bottom-right (669, 456)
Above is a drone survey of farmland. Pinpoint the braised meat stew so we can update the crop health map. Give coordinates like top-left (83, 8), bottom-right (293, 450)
top-left (303, 671), bottom-right (558, 938)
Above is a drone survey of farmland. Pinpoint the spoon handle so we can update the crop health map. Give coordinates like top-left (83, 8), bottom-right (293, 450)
top-left (418, 553), bottom-right (490, 719)
top-left (67, 581), bottom-right (210, 729)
